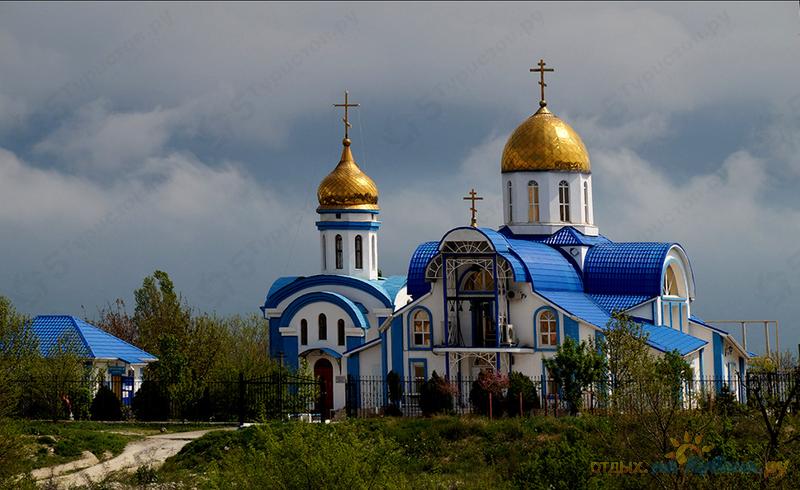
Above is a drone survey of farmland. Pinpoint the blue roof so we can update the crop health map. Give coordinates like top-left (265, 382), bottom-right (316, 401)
top-left (538, 290), bottom-right (613, 328)
top-left (369, 275), bottom-right (407, 304)
top-left (264, 275), bottom-right (399, 309)
top-left (584, 242), bottom-right (673, 296)
top-left (639, 323), bottom-right (707, 356)
top-left (590, 294), bottom-right (651, 313)
top-left (407, 241), bottom-right (439, 299)
top-left (31, 315), bottom-right (157, 364)
top-left (506, 239), bottom-right (583, 292)
top-left (541, 227), bottom-right (612, 247)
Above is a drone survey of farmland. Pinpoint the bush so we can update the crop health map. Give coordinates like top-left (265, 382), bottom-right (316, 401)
top-left (512, 428), bottom-right (593, 490)
top-left (506, 371), bottom-right (539, 416)
top-left (419, 372), bottom-right (454, 416)
top-left (132, 380), bottom-right (170, 421)
top-left (90, 385), bottom-right (122, 421)
top-left (470, 370), bottom-right (508, 417)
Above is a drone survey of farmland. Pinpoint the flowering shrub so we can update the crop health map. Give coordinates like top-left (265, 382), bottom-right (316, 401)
top-left (470, 370), bottom-right (509, 416)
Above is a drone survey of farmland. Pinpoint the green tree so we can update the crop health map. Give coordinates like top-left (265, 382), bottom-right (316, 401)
top-left (0, 296), bottom-right (36, 417)
top-left (544, 337), bottom-right (606, 416)
top-left (600, 312), bottom-right (651, 411)
top-left (133, 270), bottom-right (191, 354)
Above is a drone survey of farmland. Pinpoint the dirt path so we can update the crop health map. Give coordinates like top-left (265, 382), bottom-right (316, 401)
top-left (36, 428), bottom-right (231, 488)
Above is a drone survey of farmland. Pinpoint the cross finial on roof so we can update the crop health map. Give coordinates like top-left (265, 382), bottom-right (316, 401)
top-left (463, 188), bottom-right (483, 227)
top-left (529, 58), bottom-right (554, 108)
top-left (333, 90), bottom-right (360, 141)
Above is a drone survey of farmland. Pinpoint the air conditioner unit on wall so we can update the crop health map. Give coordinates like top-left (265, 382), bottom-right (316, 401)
top-left (506, 289), bottom-right (526, 301)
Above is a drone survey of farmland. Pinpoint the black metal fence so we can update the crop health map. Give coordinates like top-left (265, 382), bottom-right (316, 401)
top-left (344, 374), bottom-right (785, 418)
top-left (12, 371), bottom-right (800, 421)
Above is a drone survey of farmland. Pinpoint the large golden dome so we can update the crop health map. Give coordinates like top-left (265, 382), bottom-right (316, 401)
top-left (317, 139), bottom-right (379, 211)
top-left (501, 105), bottom-right (590, 173)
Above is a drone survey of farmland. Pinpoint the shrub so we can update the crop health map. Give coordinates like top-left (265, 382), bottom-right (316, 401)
top-left (90, 385), bottom-right (122, 421)
top-left (506, 371), bottom-right (539, 416)
top-left (470, 370), bottom-right (508, 417)
top-left (419, 372), bottom-right (454, 416)
top-left (512, 428), bottom-right (593, 490)
top-left (132, 380), bottom-right (170, 421)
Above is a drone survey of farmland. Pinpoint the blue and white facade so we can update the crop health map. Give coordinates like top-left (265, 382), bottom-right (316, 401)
top-left (263, 87), bottom-right (749, 415)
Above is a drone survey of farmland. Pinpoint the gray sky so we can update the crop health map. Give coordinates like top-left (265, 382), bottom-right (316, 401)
top-left (0, 2), bottom-right (798, 355)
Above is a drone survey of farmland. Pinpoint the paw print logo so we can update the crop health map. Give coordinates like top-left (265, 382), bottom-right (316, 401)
top-left (665, 432), bottom-right (713, 465)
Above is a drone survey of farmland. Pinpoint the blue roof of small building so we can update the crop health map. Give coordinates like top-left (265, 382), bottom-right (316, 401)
top-left (31, 315), bottom-right (157, 364)
top-left (584, 242), bottom-right (674, 297)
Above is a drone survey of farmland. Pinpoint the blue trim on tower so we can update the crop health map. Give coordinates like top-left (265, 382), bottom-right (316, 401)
top-left (315, 221), bottom-right (382, 231)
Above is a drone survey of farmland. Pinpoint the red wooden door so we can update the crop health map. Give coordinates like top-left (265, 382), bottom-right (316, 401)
top-left (314, 358), bottom-right (334, 419)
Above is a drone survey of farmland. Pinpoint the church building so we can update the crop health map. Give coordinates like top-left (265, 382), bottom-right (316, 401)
top-left (261, 62), bottom-right (749, 416)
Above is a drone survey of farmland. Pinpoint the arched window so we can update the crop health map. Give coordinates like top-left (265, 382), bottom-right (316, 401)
top-left (300, 319), bottom-right (308, 345)
top-left (318, 313), bottom-right (327, 340)
top-left (337, 319), bottom-right (345, 346)
top-left (538, 310), bottom-right (557, 347)
top-left (462, 269), bottom-right (495, 292)
top-left (412, 310), bottom-right (431, 348)
top-left (355, 235), bottom-right (363, 269)
top-left (321, 236), bottom-right (327, 269)
top-left (663, 264), bottom-right (682, 297)
top-left (507, 181), bottom-right (513, 222)
top-left (528, 180), bottom-right (540, 223)
top-left (335, 234), bottom-right (343, 269)
top-left (558, 180), bottom-right (570, 222)
top-left (583, 181), bottom-right (590, 224)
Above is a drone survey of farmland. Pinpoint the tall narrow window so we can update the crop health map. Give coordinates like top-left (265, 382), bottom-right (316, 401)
top-left (538, 310), bottom-right (557, 347)
top-left (527, 180), bottom-right (540, 223)
top-left (354, 235), bottom-right (363, 269)
top-left (335, 234), bottom-right (343, 269)
top-left (371, 236), bottom-right (377, 271)
top-left (507, 181), bottom-right (513, 222)
top-left (558, 181), bottom-right (570, 222)
top-left (583, 181), bottom-right (590, 224)
top-left (337, 319), bottom-right (345, 346)
top-left (321, 236), bottom-right (327, 269)
top-left (300, 319), bottom-right (308, 345)
top-left (412, 310), bottom-right (431, 348)
top-left (318, 314), bottom-right (327, 340)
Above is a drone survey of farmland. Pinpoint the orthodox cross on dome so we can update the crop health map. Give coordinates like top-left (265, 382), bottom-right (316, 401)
top-left (333, 90), bottom-right (360, 140)
top-left (529, 58), bottom-right (554, 108)
top-left (463, 188), bottom-right (483, 227)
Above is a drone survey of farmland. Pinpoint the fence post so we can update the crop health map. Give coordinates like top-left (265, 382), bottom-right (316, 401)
top-left (238, 371), bottom-right (245, 427)
top-left (519, 392), bottom-right (523, 417)
top-left (489, 392), bottom-right (493, 420)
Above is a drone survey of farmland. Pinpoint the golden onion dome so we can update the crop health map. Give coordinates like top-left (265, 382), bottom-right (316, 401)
top-left (317, 138), bottom-right (379, 211)
top-left (501, 105), bottom-right (590, 173)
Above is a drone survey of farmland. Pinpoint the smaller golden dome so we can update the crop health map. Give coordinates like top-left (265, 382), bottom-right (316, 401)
top-left (501, 106), bottom-right (590, 173)
top-left (317, 138), bottom-right (379, 211)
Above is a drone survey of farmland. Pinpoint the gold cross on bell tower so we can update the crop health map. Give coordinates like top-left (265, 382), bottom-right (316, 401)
top-left (529, 58), bottom-right (554, 108)
top-left (333, 90), bottom-right (360, 140)
top-left (463, 188), bottom-right (483, 227)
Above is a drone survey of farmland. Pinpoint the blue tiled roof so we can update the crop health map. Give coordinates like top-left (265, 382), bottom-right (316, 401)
top-left (506, 239), bottom-right (583, 292)
top-left (407, 241), bottom-right (439, 299)
top-left (584, 242), bottom-right (673, 296)
top-left (266, 276), bottom-right (300, 300)
top-left (541, 227), bottom-right (612, 247)
top-left (538, 290), bottom-right (612, 328)
top-left (264, 275), bottom-right (397, 309)
top-left (639, 323), bottom-right (707, 356)
top-left (590, 294), bottom-right (651, 313)
top-left (31, 315), bottom-right (157, 364)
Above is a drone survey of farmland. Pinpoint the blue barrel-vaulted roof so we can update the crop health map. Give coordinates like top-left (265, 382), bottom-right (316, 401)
top-left (584, 242), bottom-right (673, 297)
top-left (505, 239), bottom-right (583, 292)
top-left (263, 274), bottom-right (406, 310)
top-left (407, 241), bottom-right (439, 299)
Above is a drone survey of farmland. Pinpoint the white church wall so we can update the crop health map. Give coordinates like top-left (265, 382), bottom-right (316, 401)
top-left (627, 301), bottom-right (655, 322)
top-left (359, 346), bottom-right (382, 378)
top-left (288, 302), bottom-right (360, 354)
top-left (271, 285), bottom-right (388, 333)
